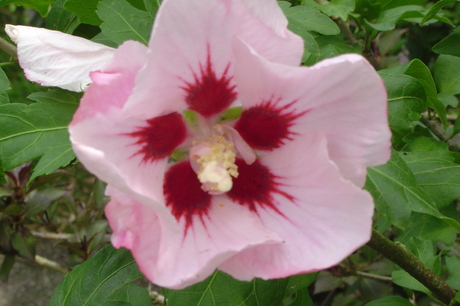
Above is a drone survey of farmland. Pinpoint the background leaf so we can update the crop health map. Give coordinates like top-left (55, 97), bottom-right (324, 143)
top-left (433, 28), bottom-right (460, 57)
top-left (49, 245), bottom-right (145, 306)
top-left (433, 55), bottom-right (460, 95)
top-left (97, 0), bottom-right (153, 45)
top-left (65, 0), bottom-right (102, 26)
top-left (0, 89), bottom-right (78, 181)
top-left (163, 270), bottom-right (294, 306)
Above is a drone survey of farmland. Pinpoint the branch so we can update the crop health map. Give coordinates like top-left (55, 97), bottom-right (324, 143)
top-left (35, 255), bottom-right (70, 274)
top-left (420, 115), bottom-right (460, 152)
top-left (367, 229), bottom-right (459, 305)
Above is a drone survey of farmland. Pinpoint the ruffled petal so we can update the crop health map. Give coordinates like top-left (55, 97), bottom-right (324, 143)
top-left (5, 25), bottom-right (115, 92)
top-left (121, 0), bottom-right (303, 120)
top-left (232, 39), bottom-right (391, 186)
top-left (105, 186), bottom-right (281, 289)
top-left (219, 132), bottom-right (374, 280)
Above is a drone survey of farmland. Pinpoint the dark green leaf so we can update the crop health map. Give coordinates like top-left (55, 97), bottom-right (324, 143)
top-left (0, 254), bottom-right (15, 281)
top-left (454, 116), bottom-right (460, 136)
top-left (421, 0), bottom-right (455, 24)
top-left (163, 270), bottom-right (289, 306)
top-left (366, 5), bottom-right (423, 31)
top-left (11, 229), bottom-right (36, 260)
top-left (279, 2), bottom-right (340, 35)
top-left (433, 55), bottom-right (460, 95)
top-left (47, 0), bottom-right (81, 33)
top-left (401, 150), bottom-right (460, 208)
top-left (284, 273), bottom-right (317, 298)
top-left (0, 159), bottom-right (5, 184)
top-left (97, 0), bottom-right (153, 45)
top-left (433, 30), bottom-right (460, 57)
top-left (0, 68), bottom-right (10, 104)
top-left (102, 283), bottom-right (151, 306)
top-left (378, 73), bottom-right (426, 140)
top-left (365, 151), bottom-right (460, 230)
top-left (0, 89), bottom-right (78, 181)
top-left (0, 0), bottom-right (54, 16)
top-left (65, 0), bottom-right (102, 26)
top-left (143, 0), bottom-right (161, 17)
top-left (364, 296), bottom-right (413, 305)
top-left (23, 188), bottom-right (67, 217)
top-left (49, 245), bottom-right (143, 306)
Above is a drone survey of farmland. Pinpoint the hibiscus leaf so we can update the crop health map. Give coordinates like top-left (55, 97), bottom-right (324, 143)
top-left (378, 72), bottom-right (426, 142)
top-left (0, 68), bottom-right (10, 104)
top-left (0, 0), bottom-right (54, 16)
top-left (163, 270), bottom-right (291, 305)
top-left (433, 55), bottom-right (460, 95)
top-left (0, 160), bottom-right (5, 184)
top-left (101, 283), bottom-right (151, 306)
top-left (0, 89), bottom-right (79, 181)
top-left (433, 28), bottom-right (460, 57)
top-left (65, 0), bottom-right (102, 26)
top-left (49, 245), bottom-right (145, 306)
top-left (365, 150), bottom-right (460, 230)
top-left (47, 0), bottom-right (81, 33)
top-left (421, 0), bottom-right (455, 25)
top-left (97, 0), bottom-right (153, 46)
top-left (364, 296), bottom-right (413, 306)
top-left (400, 150), bottom-right (460, 209)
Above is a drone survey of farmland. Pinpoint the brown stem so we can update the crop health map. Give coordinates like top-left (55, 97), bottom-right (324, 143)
top-left (367, 229), bottom-right (459, 305)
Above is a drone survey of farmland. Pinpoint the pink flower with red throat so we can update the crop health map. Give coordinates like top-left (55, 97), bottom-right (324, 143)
top-left (69, 0), bottom-right (391, 289)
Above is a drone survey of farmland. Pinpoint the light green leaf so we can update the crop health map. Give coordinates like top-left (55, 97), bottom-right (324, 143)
top-left (446, 256), bottom-right (460, 290)
top-left (65, 0), bottom-right (102, 26)
top-left (0, 89), bottom-right (79, 181)
top-left (364, 296), bottom-right (413, 306)
top-left (279, 2), bottom-right (340, 35)
top-left (421, 0), bottom-right (455, 24)
top-left (433, 29), bottom-right (460, 57)
top-left (365, 150), bottom-right (460, 230)
top-left (433, 55), bottom-right (460, 95)
top-left (319, 0), bottom-right (355, 21)
top-left (143, 0), bottom-right (161, 17)
top-left (378, 73), bottom-right (426, 140)
top-left (49, 245), bottom-right (143, 306)
top-left (163, 270), bottom-right (290, 305)
top-left (401, 150), bottom-right (460, 208)
top-left (97, 0), bottom-right (153, 45)
top-left (102, 283), bottom-right (151, 306)
top-left (47, 0), bottom-right (80, 33)
top-left (366, 5), bottom-right (423, 31)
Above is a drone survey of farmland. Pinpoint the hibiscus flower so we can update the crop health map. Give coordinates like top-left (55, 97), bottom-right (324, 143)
top-left (8, 0), bottom-right (391, 289)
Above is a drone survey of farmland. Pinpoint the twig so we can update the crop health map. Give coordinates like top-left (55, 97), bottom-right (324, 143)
top-left (356, 271), bottom-right (392, 282)
top-left (31, 231), bottom-right (73, 240)
top-left (35, 255), bottom-right (70, 274)
top-left (367, 230), bottom-right (459, 305)
top-left (0, 37), bottom-right (17, 58)
top-left (420, 115), bottom-right (460, 152)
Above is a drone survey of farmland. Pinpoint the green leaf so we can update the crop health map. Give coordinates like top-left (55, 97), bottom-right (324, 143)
top-left (97, 0), bottom-right (153, 45)
top-left (11, 229), bottom-right (36, 260)
top-left (365, 150), bottom-right (460, 230)
top-left (65, 0), bottom-right (102, 26)
top-left (102, 283), bottom-right (151, 306)
top-left (318, 0), bottom-right (355, 21)
top-left (366, 5), bottom-right (423, 31)
top-left (279, 2), bottom-right (340, 35)
top-left (378, 73), bottom-right (426, 140)
top-left (446, 256), bottom-right (460, 290)
top-left (49, 245), bottom-right (143, 306)
top-left (163, 270), bottom-right (290, 306)
top-left (401, 150), bottom-right (460, 208)
top-left (0, 0), bottom-right (54, 16)
top-left (0, 68), bottom-right (10, 104)
top-left (438, 92), bottom-right (458, 108)
top-left (386, 59), bottom-right (446, 127)
top-left (0, 254), bottom-right (15, 281)
top-left (0, 159), bottom-right (5, 184)
top-left (433, 55), bottom-right (460, 95)
top-left (0, 89), bottom-right (78, 181)
top-left (143, 0), bottom-right (161, 17)
top-left (433, 29), bottom-right (460, 57)
top-left (364, 296), bottom-right (413, 306)
top-left (23, 188), bottom-right (67, 217)
top-left (47, 0), bottom-right (81, 33)
top-left (421, 0), bottom-right (455, 24)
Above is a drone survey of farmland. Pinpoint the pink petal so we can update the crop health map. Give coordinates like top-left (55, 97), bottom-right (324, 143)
top-left (5, 25), bottom-right (115, 92)
top-left (69, 41), bottom-right (182, 203)
top-left (232, 39), bottom-right (391, 186)
top-left (105, 186), bottom-right (281, 289)
top-left (219, 132), bottom-right (375, 280)
top-left (121, 0), bottom-right (302, 120)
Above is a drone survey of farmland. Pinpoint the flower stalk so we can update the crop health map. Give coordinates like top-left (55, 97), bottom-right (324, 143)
top-left (367, 229), bottom-right (459, 305)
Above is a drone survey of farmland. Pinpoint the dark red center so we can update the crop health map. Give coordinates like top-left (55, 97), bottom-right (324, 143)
top-left (234, 101), bottom-right (306, 151)
top-left (182, 53), bottom-right (237, 118)
top-left (128, 112), bottom-right (187, 163)
top-left (164, 161), bottom-right (212, 231)
top-left (227, 159), bottom-right (294, 215)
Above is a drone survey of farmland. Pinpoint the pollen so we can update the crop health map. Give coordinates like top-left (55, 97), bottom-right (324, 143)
top-left (190, 127), bottom-right (239, 194)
